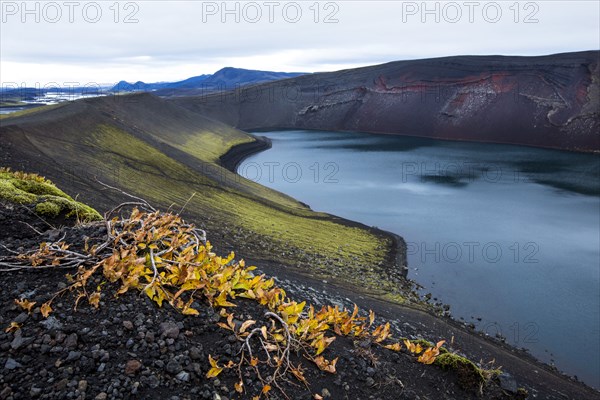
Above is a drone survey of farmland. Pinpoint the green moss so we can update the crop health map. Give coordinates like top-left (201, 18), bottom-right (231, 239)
top-left (65, 202), bottom-right (103, 222)
top-left (12, 179), bottom-right (72, 199)
top-left (35, 201), bottom-right (61, 217)
top-left (0, 180), bottom-right (37, 204)
top-left (434, 353), bottom-right (501, 389)
top-left (0, 167), bottom-right (102, 222)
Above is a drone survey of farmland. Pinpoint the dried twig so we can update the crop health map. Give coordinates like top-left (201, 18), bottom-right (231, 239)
top-left (19, 204), bottom-right (56, 230)
top-left (96, 179), bottom-right (156, 212)
top-left (18, 221), bottom-right (43, 235)
top-left (178, 192), bottom-right (196, 215)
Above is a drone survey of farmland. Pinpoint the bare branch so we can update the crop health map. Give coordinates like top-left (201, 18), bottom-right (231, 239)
top-left (18, 221), bottom-right (43, 235)
top-left (95, 179), bottom-right (156, 212)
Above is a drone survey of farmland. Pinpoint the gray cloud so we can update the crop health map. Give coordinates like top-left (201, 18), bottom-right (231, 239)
top-left (1, 1), bottom-right (598, 84)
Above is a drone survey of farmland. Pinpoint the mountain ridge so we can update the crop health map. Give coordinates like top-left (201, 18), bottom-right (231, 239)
top-left (172, 51), bottom-right (600, 152)
top-left (111, 67), bottom-right (305, 94)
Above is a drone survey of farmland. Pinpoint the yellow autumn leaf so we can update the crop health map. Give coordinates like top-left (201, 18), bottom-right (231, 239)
top-left (404, 339), bottom-right (423, 355)
top-left (262, 385), bottom-right (271, 394)
top-left (88, 291), bottom-right (101, 308)
top-left (217, 322), bottom-right (235, 332)
top-left (144, 285), bottom-right (155, 300)
top-left (373, 322), bottom-right (391, 343)
top-left (234, 381), bottom-right (244, 393)
top-left (418, 349), bottom-right (437, 364)
top-left (153, 286), bottom-right (167, 307)
top-left (418, 340), bottom-right (446, 364)
top-left (213, 291), bottom-right (236, 308)
top-left (206, 355), bottom-right (223, 378)
top-left (40, 302), bottom-right (53, 318)
top-left (239, 320), bottom-right (256, 334)
top-left (206, 366), bottom-right (222, 378)
top-left (384, 343), bottom-right (402, 352)
top-left (273, 333), bottom-right (285, 342)
top-left (182, 306), bottom-right (199, 315)
top-left (14, 298), bottom-right (36, 313)
top-left (5, 322), bottom-right (21, 333)
top-left (314, 335), bottom-right (336, 355)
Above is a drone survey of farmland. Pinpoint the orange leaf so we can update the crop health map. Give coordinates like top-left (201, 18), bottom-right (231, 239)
top-left (418, 348), bottom-right (438, 364)
top-left (5, 322), bottom-right (21, 333)
top-left (40, 302), bottom-right (53, 318)
top-left (291, 366), bottom-right (307, 383)
top-left (314, 356), bottom-right (338, 373)
top-left (234, 381), bottom-right (244, 393)
top-left (14, 298), bottom-right (36, 313)
top-left (384, 343), bottom-right (402, 352)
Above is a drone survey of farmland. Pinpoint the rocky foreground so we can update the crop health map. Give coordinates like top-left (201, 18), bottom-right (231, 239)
top-left (0, 201), bottom-right (532, 400)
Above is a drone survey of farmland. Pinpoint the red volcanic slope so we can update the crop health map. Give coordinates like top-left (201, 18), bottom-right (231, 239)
top-left (173, 51), bottom-right (600, 152)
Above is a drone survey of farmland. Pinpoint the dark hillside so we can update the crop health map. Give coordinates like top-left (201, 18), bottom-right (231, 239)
top-left (173, 51), bottom-right (600, 152)
top-left (0, 94), bottom-right (407, 304)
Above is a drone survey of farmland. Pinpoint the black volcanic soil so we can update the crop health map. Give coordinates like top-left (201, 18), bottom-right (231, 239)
top-left (172, 51), bottom-right (600, 152)
top-left (1, 203), bottom-right (599, 400)
top-left (0, 203), bottom-right (515, 400)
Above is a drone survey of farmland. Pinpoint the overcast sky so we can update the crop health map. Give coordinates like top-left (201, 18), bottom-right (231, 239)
top-left (1, 1), bottom-right (599, 86)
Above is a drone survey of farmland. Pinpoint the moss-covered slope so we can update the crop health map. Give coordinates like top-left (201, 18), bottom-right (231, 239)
top-left (0, 94), bottom-right (406, 301)
top-left (0, 168), bottom-right (101, 222)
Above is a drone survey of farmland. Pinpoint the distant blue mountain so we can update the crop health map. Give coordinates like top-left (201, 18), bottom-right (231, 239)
top-left (111, 68), bottom-right (305, 94)
top-left (111, 75), bottom-right (210, 92)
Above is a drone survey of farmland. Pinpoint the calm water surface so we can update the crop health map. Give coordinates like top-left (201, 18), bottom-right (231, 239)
top-left (238, 130), bottom-right (600, 388)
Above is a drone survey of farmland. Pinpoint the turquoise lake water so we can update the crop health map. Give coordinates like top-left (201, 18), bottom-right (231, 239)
top-left (239, 130), bottom-right (600, 388)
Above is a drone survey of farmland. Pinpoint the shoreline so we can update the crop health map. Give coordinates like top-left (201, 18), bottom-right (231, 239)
top-left (219, 135), bottom-right (272, 173)
top-left (243, 126), bottom-right (600, 155)
top-left (220, 134), bottom-right (410, 281)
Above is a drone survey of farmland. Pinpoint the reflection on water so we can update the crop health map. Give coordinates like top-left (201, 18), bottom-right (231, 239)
top-left (239, 130), bottom-right (600, 388)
